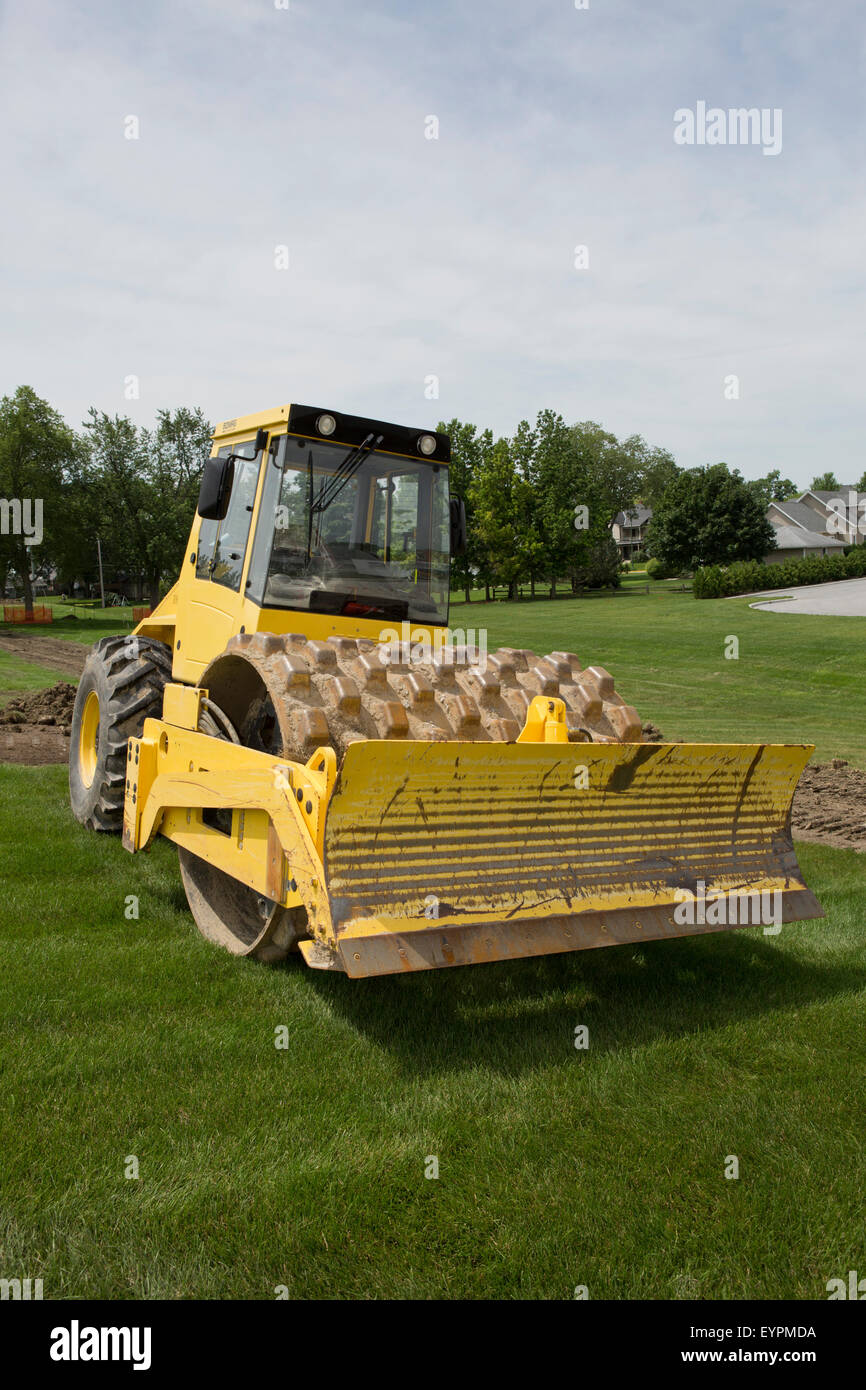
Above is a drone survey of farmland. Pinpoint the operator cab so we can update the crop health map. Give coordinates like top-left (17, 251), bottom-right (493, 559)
top-left (196, 405), bottom-right (459, 628)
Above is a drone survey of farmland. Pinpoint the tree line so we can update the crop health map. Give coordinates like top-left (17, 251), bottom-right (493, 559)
top-left (0, 386), bottom-right (211, 610)
top-left (438, 413), bottom-right (858, 597)
top-left (3, 383), bottom-right (860, 613)
top-left (440, 411), bottom-right (680, 600)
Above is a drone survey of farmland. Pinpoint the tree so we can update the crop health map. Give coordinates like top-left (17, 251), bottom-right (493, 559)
top-left (509, 418), bottom-right (546, 597)
top-left (141, 407), bottom-right (213, 604)
top-left (647, 463), bottom-right (777, 571)
top-left (78, 411), bottom-right (153, 602)
top-left (569, 421), bottom-right (643, 521)
top-left (855, 470), bottom-right (866, 492)
top-left (531, 411), bottom-right (614, 594)
top-left (811, 471), bottom-right (840, 491)
top-left (746, 469), bottom-right (798, 507)
top-left (438, 418), bottom-right (494, 601)
top-left (0, 386), bottom-right (79, 614)
top-left (532, 409), bottom-right (582, 596)
top-left (636, 446), bottom-right (680, 511)
top-left (76, 406), bottom-right (211, 605)
top-left (470, 437), bottom-right (536, 600)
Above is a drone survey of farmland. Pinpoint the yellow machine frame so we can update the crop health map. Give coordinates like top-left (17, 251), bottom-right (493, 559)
top-left (137, 405), bottom-right (443, 684)
top-left (121, 405), bottom-right (822, 977)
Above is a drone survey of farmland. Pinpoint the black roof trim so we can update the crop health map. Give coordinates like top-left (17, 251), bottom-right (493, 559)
top-left (287, 405), bottom-right (451, 463)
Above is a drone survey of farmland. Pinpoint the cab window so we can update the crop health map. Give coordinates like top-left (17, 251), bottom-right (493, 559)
top-left (196, 439), bottom-right (263, 590)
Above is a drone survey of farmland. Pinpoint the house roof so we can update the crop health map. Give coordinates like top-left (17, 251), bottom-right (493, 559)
top-left (770, 523), bottom-right (845, 551)
top-left (613, 505), bottom-right (652, 527)
top-left (768, 499), bottom-right (833, 531)
top-left (782, 492), bottom-right (861, 537)
top-left (803, 488), bottom-right (862, 503)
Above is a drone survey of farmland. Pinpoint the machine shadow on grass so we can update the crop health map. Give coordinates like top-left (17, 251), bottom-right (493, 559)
top-left (109, 828), bottom-right (860, 1083)
top-left (293, 927), bottom-right (862, 1078)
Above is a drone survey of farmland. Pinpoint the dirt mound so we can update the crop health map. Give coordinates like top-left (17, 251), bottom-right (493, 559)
top-left (792, 759), bottom-right (866, 852)
top-left (641, 722), bottom-right (665, 742)
top-left (0, 683), bottom-right (77, 763)
top-left (0, 681), bottom-right (77, 730)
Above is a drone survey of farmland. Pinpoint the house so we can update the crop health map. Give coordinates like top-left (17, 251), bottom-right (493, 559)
top-left (764, 498), bottom-right (847, 564)
top-left (796, 488), bottom-right (865, 546)
top-left (611, 505), bottom-right (652, 559)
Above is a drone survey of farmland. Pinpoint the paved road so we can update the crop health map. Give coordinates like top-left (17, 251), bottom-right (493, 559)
top-left (749, 577), bottom-right (866, 616)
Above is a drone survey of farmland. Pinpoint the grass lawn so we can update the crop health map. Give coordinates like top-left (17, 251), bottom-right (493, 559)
top-left (2, 588), bottom-right (863, 1299)
top-left (3, 582), bottom-right (860, 765)
top-left (0, 612), bottom-right (133, 647)
top-left (450, 588), bottom-right (864, 767)
top-left (0, 765), bottom-right (863, 1299)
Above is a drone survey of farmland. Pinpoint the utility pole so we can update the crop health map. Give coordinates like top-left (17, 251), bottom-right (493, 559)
top-left (96, 535), bottom-right (106, 609)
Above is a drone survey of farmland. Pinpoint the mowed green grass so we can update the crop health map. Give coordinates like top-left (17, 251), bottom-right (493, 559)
top-left (0, 611), bottom-right (132, 647)
top-left (4, 582), bottom-right (862, 763)
top-left (450, 588), bottom-right (864, 767)
top-left (2, 587), bottom-right (865, 1299)
top-left (0, 766), bottom-right (864, 1300)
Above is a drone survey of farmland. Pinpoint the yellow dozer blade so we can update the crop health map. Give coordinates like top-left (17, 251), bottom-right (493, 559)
top-left (309, 738), bottom-right (821, 976)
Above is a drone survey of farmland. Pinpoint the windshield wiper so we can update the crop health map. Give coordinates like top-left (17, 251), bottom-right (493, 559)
top-left (311, 432), bottom-right (383, 516)
top-left (302, 432), bottom-right (384, 565)
top-left (305, 447), bottom-right (316, 566)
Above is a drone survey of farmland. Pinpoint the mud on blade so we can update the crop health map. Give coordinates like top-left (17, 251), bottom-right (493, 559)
top-left (321, 740), bottom-right (822, 977)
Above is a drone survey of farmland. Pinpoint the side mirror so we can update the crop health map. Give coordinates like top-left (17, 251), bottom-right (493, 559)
top-left (197, 431), bottom-right (266, 519)
top-left (449, 496), bottom-right (467, 555)
top-left (197, 455), bottom-right (235, 520)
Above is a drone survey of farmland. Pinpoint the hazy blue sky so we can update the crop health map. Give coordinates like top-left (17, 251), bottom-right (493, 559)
top-left (1, 0), bottom-right (863, 485)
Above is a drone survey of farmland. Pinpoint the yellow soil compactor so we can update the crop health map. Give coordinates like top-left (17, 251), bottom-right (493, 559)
top-left (69, 403), bottom-right (821, 976)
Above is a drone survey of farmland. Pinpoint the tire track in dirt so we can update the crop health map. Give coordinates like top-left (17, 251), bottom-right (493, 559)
top-left (0, 632), bottom-right (87, 677)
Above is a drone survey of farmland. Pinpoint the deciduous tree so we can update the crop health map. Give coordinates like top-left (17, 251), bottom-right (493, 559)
top-left (647, 463), bottom-right (777, 571)
top-left (811, 470), bottom-right (840, 491)
top-left (0, 386), bottom-right (78, 613)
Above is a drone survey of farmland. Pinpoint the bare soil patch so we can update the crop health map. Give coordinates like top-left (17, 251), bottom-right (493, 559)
top-left (791, 759), bottom-right (866, 852)
top-left (0, 682), bottom-right (76, 765)
top-left (0, 631), bottom-right (87, 677)
top-left (0, 725), bottom-right (71, 765)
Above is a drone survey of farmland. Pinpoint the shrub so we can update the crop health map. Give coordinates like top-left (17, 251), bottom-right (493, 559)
top-left (573, 535), bottom-right (622, 589)
top-left (646, 557), bottom-right (670, 580)
top-left (693, 547), bottom-right (866, 598)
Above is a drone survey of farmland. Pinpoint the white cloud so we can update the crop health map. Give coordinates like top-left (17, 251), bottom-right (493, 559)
top-left (0, 0), bottom-right (862, 486)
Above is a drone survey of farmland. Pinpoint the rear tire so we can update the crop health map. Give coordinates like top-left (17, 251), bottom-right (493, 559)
top-left (69, 635), bottom-right (172, 831)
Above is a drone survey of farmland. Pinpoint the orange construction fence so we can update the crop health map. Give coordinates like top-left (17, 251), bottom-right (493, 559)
top-left (2, 604), bottom-right (53, 624)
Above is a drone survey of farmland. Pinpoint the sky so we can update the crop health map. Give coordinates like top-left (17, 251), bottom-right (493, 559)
top-left (0, 0), bottom-right (863, 487)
